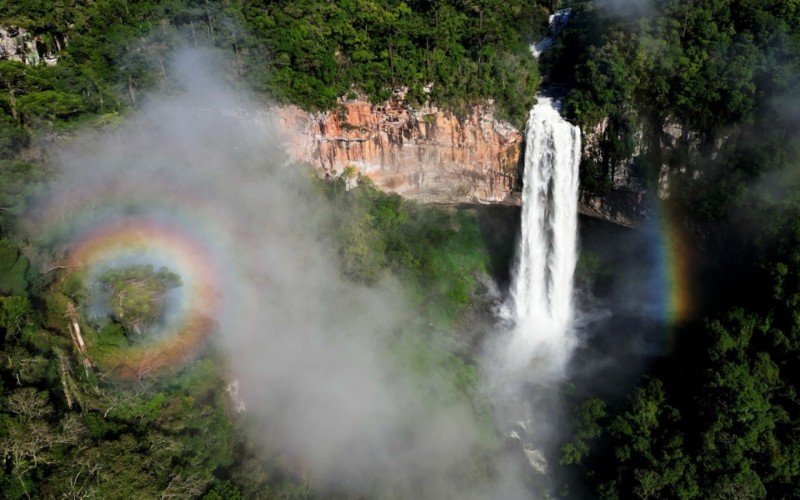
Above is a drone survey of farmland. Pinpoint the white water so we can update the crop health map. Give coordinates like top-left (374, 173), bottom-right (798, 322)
top-left (483, 10), bottom-right (580, 487)
top-left (506, 97), bottom-right (581, 373)
top-left (483, 8), bottom-right (581, 488)
top-left (531, 8), bottom-right (572, 58)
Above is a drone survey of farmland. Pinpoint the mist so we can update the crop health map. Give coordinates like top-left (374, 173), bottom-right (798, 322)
top-left (595, 0), bottom-right (656, 18)
top-left (29, 48), bottom-right (529, 498)
top-left (27, 44), bottom-right (670, 500)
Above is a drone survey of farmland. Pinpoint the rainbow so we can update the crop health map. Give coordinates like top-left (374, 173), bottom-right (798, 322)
top-left (652, 198), bottom-right (694, 328)
top-left (64, 216), bottom-right (222, 379)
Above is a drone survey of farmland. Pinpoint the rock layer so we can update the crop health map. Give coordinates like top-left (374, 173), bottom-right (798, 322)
top-left (0, 26), bottom-right (61, 66)
top-left (277, 96), bottom-right (658, 226)
top-left (277, 95), bottom-right (522, 204)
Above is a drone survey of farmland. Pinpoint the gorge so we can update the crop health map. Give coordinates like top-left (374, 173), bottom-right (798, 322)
top-left (3, 1), bottom-right (798, 498)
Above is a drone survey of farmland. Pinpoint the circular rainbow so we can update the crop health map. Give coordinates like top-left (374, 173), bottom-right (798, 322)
top-left (66, 217), bottom-right (220, 379)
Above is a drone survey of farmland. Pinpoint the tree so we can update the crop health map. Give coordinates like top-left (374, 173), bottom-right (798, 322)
top-left (0, 239), bottom-right (32, 296)
top-left (15, 90), bottom-right (86, 123)
top-left (561, 398), bottom-right (606, 465)
top-left (97, 265), bottom-right (182, 336)
top-left (0, 295), bottom-right (31, 338)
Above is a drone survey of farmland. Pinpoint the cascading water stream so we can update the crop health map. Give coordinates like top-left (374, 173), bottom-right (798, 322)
top-left (531, 8), bottom-right (573, 57)
top-left (478, 8), bottom-right (581, 485)
top-left (507, 98), bottom-right (581, 373)
top-left (504, 9), bottom-right (581, 375)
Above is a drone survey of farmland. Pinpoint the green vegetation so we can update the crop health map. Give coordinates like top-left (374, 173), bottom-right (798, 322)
top-left (553, 0), bottom-right (800, 195)
top-left (4, 0), bottom-right (800, 497)
top-left (560, 0), bottom-right (800, 131)
top-left (249, 0), bottom-right (543, 124)
top-left (553, 1), bottom-right (800, 498)
top-left (325, 177), bottom-right (492, 325)
top-left (0, 105), bottom-right (500, 500)
top-left (0, 181), bottom-right (499, 497)
top-left (0, 0), bottom-right (547, 131)
top-left (0, 227), bottom-right (264, 496)
top-left (0, 239), bottom-right (33, 296)
top-left (321, 175), bottom-right (502, 490)
top-left (96, 264), bottom-right (181, 336)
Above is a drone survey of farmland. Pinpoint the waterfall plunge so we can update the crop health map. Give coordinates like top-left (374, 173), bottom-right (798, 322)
top-left (484, 9), bottom-right (580, 484)
top-left (506, 97), bottom-right (581, 375)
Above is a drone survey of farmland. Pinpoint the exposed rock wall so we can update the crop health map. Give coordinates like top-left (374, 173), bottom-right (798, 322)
top-left (579, 114), bottom-right (713, 224)
top-left (0, 27), bottom-right (61, 66)
top-left (579, 191), bottom-right (649, 228)
top-left (580, 116), bottom-right (650, 225)
top-left (277, 95), bottom-right (523, 204)
top-left (657, 118), bottom-right (705, 199)
top-left (277, 95), bottom-right (677, 227)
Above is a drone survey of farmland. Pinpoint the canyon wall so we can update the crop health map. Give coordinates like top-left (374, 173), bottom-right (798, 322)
top-left (581, 115), bottom-right (704, 200)
top-left (277, 94), bottom-right (678, 227)
top-left (277, 94), bottom-right (522, 204)
top-left (578, 114), bottom-right (717, 226)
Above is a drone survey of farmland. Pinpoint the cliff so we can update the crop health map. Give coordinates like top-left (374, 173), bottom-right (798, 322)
top-left (277, 94), bottom-right (667, 227)
top-left (577, 114), bottom-right (714, 226)
top-left (277, 93), bottom-right (522, 204)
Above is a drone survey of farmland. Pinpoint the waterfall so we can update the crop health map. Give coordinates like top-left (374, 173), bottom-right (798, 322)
top-left (486, 8), bottom-right (581, 486)
top-left (507, 97), bottom-right (580, 372)
top-left (531, 8), bottom-right (572, 58)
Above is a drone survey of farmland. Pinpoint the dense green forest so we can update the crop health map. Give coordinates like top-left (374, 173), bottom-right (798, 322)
top-left (553, 0), bottom-right (800, 199)
top-left (0, 172), bottom-right (499, 496)
top-left (553, 1), bottom-right (800, 498)
top-left (0, 0), bottom-right (546, 130)
top-left (3, 0), bottom-right (800, 498)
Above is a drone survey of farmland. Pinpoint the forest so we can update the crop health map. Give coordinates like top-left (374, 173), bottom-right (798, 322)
top-left (0, 0), bottom-right (546, 128)
top-left (553, 1), bottom-right (800, 498)
top-left (1, 0), bottom-right (800, 498)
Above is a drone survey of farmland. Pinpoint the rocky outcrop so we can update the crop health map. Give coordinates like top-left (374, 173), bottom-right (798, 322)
top-left (277, 93), bottom-right (522, 204)
top-left (277, 93), bottom-right (679, 227)
top-left (657, 118), bottom-right (705, 199)
top-left (578, 114), bottom-right (713, 225)
top-left (580, 117), bottom-right (650, 225)
top-left (579, 191), bottom-right (649, 228)
top-left (0, 26), bottom-right (61, 66)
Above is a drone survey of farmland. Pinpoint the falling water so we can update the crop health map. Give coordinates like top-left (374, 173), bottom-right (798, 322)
top-left (486, 7), bottom-right (581, 488)
top-left (531, 8), bottom-right (572, 58)
top-left (507, 97), bottom-right (581, 373)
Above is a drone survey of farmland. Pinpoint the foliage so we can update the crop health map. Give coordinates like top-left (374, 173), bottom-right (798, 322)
top-left (245, 0), bottom-right (543, 125)
top-left (0, 300), bottom-right (287, 499)
top-left (0, 1), bottom-right (540, 497)
top-left (96, 264), bottom-right (181, 336)
top-left (0, 238), bottom-right (33, 296)
top-left (0, 0), bottom-right (546, 135)
top-left (553, 0), bottom-right (800, 196)
top-left (561, 0), bottom-right (800, 132)
top-left (324, 176), bottom-right (493, 325)
top-left (0, 154), bottom-right (500, 498)
top-left (0, 295), bottom-right (31, 339)
top-left (555, 3), bottom-right (800, 498)
top-left (7, 0), bottom-right (800, 497)
top-left (0, 160), bottom-right (44, 229)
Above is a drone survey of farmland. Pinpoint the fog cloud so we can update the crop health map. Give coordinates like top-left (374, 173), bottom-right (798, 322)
top-left (595, 0), bottom-right (656, 19)
top-left (32, 48), bottom-right (521, 497)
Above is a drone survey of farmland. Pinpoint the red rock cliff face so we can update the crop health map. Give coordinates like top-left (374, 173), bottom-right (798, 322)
top-left (277, 96), bottom-right (523, 204)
